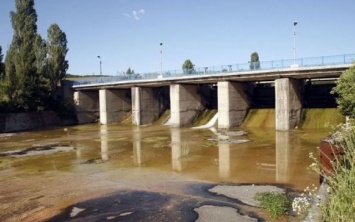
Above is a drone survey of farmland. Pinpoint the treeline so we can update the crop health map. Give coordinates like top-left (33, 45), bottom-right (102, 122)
top-left (0, 0), bottom-right (70, 114)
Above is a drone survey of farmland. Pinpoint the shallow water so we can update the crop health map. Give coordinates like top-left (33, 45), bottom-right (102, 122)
top-left (0, 124), bottom-right (326, 187)
top-left (0, 123), bottom-right (328, 221)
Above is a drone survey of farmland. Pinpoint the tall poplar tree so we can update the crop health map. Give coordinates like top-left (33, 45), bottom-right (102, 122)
top-left (34, 34), bottom-right (47, 76)
top-left (0, 46), bottom-right (4, 78)
top-left (4, 0), bottom-right (39, 110)
top-left (3, 46), bottom-right (17, 103)
top-left (46, 23), bottom-right (69, 94)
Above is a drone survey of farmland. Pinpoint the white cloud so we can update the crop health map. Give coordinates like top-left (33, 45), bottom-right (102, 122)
top-left (124, 9), bottom-right (145, 20)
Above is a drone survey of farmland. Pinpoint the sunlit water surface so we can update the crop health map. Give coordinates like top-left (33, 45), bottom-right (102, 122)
top-left (0, 123), bottom-right (329, 221)
top-left (1, 123), bottom-right (326, 188)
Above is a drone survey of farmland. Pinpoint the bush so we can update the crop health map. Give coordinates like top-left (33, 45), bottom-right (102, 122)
top-left (332, 65), bottom-right (355, 118)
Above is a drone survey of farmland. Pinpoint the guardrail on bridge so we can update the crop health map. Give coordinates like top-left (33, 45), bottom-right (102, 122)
top-left (71, 53), bottom-right (355, 87)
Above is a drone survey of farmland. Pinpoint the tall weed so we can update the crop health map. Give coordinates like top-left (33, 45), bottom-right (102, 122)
top-left (310, 123), bottom-right (355, 221)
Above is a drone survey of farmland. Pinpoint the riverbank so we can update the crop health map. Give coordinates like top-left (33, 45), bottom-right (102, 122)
top-left (0, 111), bottom-right (76, 133)
top-left (1, 167), bottom-right (301, 222)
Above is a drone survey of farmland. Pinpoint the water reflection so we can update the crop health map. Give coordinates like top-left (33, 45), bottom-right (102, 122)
top-left (1, 123), bottom-right (322, 191)
top-left (171, 128), bottom-right (182, 171)
top-left (218, 134), bottom-right (231, 178)
top-left (76, 146), bottom-right (82, 159)
top-left (275, 131), bottom-right (290, 183)
top-left (132, 126), bottom-right (142, 166)
top-left (170, 128), bottom-right (293, 182)
top-left (100, 125), bottom-right (109, 161)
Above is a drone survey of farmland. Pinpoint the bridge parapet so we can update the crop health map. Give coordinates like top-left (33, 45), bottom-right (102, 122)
top-left (71, 54), bottom-right (355, 87)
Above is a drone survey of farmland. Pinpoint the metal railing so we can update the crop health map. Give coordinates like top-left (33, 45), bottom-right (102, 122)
top-left (71, 53), bottom-right (355, 87)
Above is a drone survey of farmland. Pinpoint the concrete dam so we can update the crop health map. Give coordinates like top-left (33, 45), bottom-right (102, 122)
top-left (69, 63), bottom-right (351, 131)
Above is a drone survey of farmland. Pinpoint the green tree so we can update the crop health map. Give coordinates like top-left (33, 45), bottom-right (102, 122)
top-left (332, 65), bottom-right (355, 118)
top-left (182, 59), bottom-right (195, 74)
top-left (46, 23), bottom-right (69, 94)
top-left (3, 46), bottom-right (18, 103)
top-left (250, 52), bottom-right (260, 70)
top-left (0, 46), bottom-right (4, 79)
top-left (3, 0), bottom-right (39, 111)
top-left (34, 34), bottom-right (47, 76)
top-left (126, 67), bottom-right (134, 75)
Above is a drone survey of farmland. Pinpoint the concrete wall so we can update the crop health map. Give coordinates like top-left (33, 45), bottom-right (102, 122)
top-left (0, 111), bottom-right (62, 133)
top-left (74, 91), bottom-right (99, 124)
top-left (132, 87), bottom-right (167, 125)
top-left (218, 81), bottom-right (251, 129)
top-left (99, 89), bottom-right (131, 124)
top-left (170, 84), bottom-right (204, 127)
top-left (275, 78), bottom-right (303, 131)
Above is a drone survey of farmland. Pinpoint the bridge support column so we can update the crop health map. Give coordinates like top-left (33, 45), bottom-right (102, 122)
top-left (170, 84), bottom-right (204, 127)
top-left (74, 91), bottom-right (99, 124)
top-left (99, 89), bottom-right (131, 124)
top-left (217, 81), bottom-right (250, 129)
top-left (132, 87), bottom-right (165, 125)
top-left (275, 78), bottom-right (302, 131)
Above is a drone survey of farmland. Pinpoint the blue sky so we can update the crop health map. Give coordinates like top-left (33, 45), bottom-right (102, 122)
top-left (1, 0), bottom-right (354, 75)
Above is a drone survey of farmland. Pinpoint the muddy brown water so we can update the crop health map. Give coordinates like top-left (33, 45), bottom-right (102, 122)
top-left (0, 123), bottom-right (326, 221)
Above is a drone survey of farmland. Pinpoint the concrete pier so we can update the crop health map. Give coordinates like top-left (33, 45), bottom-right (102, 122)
top-left (275, 78), bottom-right (303, 130)
top-left (218, 81), bottom-right (250, 129)
top-left (132, 87), bottom-right (167, 125)
top-left (170, 84), bottom-right (204, 127)
top-left (99, 89), bottom-right (131, 124)
top-left (74, 91), bottom-right (99, 124)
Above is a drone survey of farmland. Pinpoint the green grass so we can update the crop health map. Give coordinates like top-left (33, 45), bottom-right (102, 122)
top-left (254, 191), bottom-right (291, 219)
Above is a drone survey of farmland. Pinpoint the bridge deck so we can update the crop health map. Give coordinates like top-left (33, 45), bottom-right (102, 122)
top-left (73, 64), bottom-right (351, 91)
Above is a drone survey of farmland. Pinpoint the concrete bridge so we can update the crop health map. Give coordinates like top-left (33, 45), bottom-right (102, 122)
top-left (69, 54), bottom-right (354, 131)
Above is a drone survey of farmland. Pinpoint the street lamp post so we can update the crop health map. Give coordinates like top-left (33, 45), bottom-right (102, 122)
top-left (293, 21), bottom-right (298, 66)
top-left (97, 55), bottom-right (102, 75)
top-left (160, 43), bottom-right (163, 78)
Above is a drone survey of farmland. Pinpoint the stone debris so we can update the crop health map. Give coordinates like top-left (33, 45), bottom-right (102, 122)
top-left (70, 207), bottom-right (85, 217)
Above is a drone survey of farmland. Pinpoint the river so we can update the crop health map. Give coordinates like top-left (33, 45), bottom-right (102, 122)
top-left (0, 120), bottom-right (329, 221)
